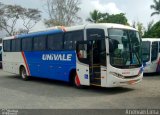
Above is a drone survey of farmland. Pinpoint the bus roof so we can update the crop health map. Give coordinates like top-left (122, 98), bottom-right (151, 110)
top-left (65, 23), bottom-right (137, 31)
top-left (142, 38), bottom-right (160, 42)
top-left (3, 23), bottom-right (137, 40)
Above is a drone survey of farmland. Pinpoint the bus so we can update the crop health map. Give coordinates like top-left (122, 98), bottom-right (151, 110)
top-left (142, 38), bottom-right (160, 73)
top-left (2, 23), bottom-right (143, 88)
top-left (0, 43), bottom-right (2, 68)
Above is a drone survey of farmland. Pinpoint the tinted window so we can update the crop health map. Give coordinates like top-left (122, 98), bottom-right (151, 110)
top-left (22, 38), bottom-right (32, 51)
top-left (3, 40), bottom-right (11, 52)
top-left (11, 39), bottom-right (21, 52)
top-left (159, 42), bottom-right (160, 52)
top-left (15, 39), bottom-right (21, 52)
top-left (87, 29), bottom-right (105, 40)
top-left (151, 42), bottom-right (158, 61)
top-left (33, 36), bottom-right (46, 51)
top-left (142, 41), bottom-right (150, 62)
top-left (48, 33), bottom-right (63, 50)
top-left (64, 30), bottom-right (84, 50)
top-left (11, 39), bottom-right (16, 52)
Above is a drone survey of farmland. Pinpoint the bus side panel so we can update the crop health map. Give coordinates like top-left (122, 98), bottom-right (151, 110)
top-left (2, 52), bottom-right (26, 75)
top-left (24, 51), bottom-right (76, 82)
top-left (156, 58), bottom-right (160, 73)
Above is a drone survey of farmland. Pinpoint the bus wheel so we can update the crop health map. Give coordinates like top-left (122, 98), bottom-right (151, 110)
top-left (73, 74), bottom-right (82, 88)
top-left (20, 67), bottom-right (29, 81)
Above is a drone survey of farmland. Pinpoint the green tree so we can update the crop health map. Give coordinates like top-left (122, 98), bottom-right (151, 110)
top-left (136, 22), bottom-right (145, 37)
top-left (86, 10), bottom-right (108, 23)
top-left (150, 0), bottom-right (160, 16)
top-left (143, 21), bottom-right (160, 38)
top-left (86, 10), bottom-right (129, 25)
top-left (102, 13), bottom-right (128, 25)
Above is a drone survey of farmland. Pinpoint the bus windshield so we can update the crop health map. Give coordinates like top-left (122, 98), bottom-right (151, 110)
top-left (142, 41), bottom-right (150, 62)
top-left (108, 29), bottom-right (142, 68)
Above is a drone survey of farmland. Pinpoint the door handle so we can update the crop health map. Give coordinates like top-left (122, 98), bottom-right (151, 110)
top-left (86, 70), bottom-right (88, 72)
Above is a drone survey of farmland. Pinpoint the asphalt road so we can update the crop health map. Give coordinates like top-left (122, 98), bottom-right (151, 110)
top-left (0, 69), bottom-right (160, 109)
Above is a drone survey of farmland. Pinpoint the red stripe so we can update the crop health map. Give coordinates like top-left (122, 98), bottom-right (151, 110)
top-left (76, 72), bottom-right (81, 86)
top-left (156, 58), bottom-right (160, 72)
top-left (21, 52), bottom-right (30, 75)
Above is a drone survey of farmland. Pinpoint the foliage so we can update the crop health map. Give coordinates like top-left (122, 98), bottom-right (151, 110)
top-left (20, 8), bottom-right (41, 32)
top-left (101, 13), bottom-right (128, 25)
top-left (133, 21), bottom-right (145, 37)
top-left (0, 4), bottom-right (24, 36)
top-left (143, 21), bottom-right (160, 38)
top-left (150, 0), bottom-right (160, 16)
top-left (44, 0), bottom-right (81, 27)
top-left (86, 10), bottom-right (108, 23)
top-left (86, 10), bottom-right (128, 25)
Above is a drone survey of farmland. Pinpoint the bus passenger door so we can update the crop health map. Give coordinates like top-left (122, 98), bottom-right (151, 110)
top-left (76, 41), bottom-right (90, 86)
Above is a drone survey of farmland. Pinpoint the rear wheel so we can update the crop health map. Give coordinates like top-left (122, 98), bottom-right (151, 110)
top-left (20, 67), bottom-right (29, 80)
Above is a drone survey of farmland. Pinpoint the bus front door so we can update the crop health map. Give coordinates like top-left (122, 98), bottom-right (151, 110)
top-left (76, 40), bottom-right (105, 86)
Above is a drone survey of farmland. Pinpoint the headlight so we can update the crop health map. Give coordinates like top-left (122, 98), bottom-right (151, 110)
top-left (110, 72), bottom-right (124, 79)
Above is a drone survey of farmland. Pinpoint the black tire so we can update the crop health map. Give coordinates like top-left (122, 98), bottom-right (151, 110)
top-left (20, 67), bottom-right (29, 81)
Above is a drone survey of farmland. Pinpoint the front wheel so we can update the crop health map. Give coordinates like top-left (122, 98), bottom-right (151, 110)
top-left (20, 67), bottom-right (29, 81)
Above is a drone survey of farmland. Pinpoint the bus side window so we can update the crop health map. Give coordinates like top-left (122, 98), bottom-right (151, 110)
top-left (77, 43), bottom-right (89, 64)
top-left (33, 36), bottom-right (46, 51)
top-left (22, 38), bottom-right (32, 51)
top-left (72, 30), bottom-right (84, 49)
top-left (11, 39), bottom-right (21, 52)
top-left (87, 29), bottom-right (105, 40)
top-left (11, 39), bottom-right (16, 52)
top-left (15, 39), bottom-right (21, 52)
top-left (159, 42), bottom-right (160, 52)
top-left (64, 30), bottom-right (84, 50)
top-left (47, 33), bottom-right (63, 50)
top-left (3, 40), bottom-right (11, 52)
top-left (151, 42), bottom-right (158, 61)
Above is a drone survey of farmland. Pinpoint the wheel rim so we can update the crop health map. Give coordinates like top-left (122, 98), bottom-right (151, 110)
top-left (22, 69), bottom-right (27, 79)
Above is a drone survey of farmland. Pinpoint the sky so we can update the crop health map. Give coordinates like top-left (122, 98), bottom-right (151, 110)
top-left (0, 0), bottom-right (159, 31)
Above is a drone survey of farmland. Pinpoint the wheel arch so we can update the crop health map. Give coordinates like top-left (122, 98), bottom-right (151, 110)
top-left (19, 64), bottom-right (26, 75)
top-left (69, 68), bottom-right (76, 84)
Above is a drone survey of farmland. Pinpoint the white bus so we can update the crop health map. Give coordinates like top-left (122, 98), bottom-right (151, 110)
top-left (2, 23), bottom-right (143, 88)
top-left (142, 38), bottom-right (160, 73)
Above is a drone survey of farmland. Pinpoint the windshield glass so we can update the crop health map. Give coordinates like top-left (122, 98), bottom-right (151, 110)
top-left (142, 41), bottom-right (150, 62)
top-left (108, 28), bottom-right (142, 68)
